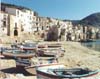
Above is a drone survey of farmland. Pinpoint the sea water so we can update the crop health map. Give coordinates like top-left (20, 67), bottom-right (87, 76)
top-left (81, 40), bottom-right (100, 52)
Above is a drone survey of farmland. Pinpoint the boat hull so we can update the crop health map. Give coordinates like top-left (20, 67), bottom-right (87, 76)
top-left (3, 52), bottom-right (35, 59)
top-left (36, 64), bottom-right (99, 79)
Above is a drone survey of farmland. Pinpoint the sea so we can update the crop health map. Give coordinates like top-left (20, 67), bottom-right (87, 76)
top-left (81, 40), bottom-right (100, 52)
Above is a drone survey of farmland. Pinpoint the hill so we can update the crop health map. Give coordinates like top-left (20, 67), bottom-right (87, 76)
top-left (80, 12), bottom-right (100, 27)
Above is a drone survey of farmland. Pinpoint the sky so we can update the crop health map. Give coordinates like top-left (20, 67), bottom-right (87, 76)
top-left (1, 0), bottom-right (100, 20)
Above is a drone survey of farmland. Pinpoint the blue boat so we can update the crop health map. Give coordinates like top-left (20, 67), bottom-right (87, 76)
top-left (36, 64), bottom-right (99, 79)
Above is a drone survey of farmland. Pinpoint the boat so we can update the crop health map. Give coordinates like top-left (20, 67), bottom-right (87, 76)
top-left (25, 57), bottom-right (58, 75)
top-left (79, 39), bottom-right (95, 43)
top-left (37, 48), bottom-right (64, 57)
top-left (15, 58), bottom-right (31, 67)
top-left (37, 42), bottom-right (62, 48)
top-left (0, 54), bottom-right (4, 59)
top-left (36, 64), bottom-right (99, 79)
top-left (47, 43), bottom-right (62, 48)
top-left (18, 42), bottom-right (37, 50)
top-left (2, 48), bottom-right (36, 59)
top-left (37, 49), bottom-right (56, 57)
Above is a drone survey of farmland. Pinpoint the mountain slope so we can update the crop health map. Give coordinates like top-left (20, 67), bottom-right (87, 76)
top-left (80, 12), bottom-right (100, 27)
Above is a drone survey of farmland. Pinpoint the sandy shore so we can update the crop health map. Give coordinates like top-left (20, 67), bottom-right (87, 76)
top-left (58, 42), bottom-right (100, 70)
top-left (0, 59), bottom-right (16, 70)
top-left (0, 41), bottom-right (100, 69)
top-left (0, 41), bottom-right (100, 79)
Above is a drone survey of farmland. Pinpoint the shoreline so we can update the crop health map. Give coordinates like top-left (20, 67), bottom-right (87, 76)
top-left (1, 41), bottom-right (100, 69)
top-left (58, 42), bottom-right (100, 70)
top-left (81, 39), bottom-right (100, 52)
top-left (0, 41), bottom-right (100, 79)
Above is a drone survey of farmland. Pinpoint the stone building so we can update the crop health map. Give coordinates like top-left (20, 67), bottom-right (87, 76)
top-left (0, 11), bottom-right (9, 37)
top-left (51, 20), bottom-right (74, 41)
top-left (1, 3), bottom-right (99, 42)
top-left (0, 3), bottom-right (38, 38)
top-left (38, 17), bottom-right (49, 31)
top-left (0, 11), bottom-right (22, 38)
top-left (96, 28), bottom-right (100, 39)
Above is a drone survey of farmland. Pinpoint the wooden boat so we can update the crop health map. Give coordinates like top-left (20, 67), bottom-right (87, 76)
top-left (25, 57), bottom-right (58, 75)
top-left (18, 42), bottom-right (37, 50)
top-left (36, 64), bottom-right (99, 79)
top-left (79, 39), bottom-right (95, 43)
top-left (47, 43), bottom-right (62, 48)
top-left (16, 58), bottom-right (31, 67)
top-left (37, 42), bottom-right (62, 48)
top-left (37, 48), bottom-right (64, 57)
top-left (37, 42), bottom-right (64, 57)
top-left (0, 54), bottom-right (4, 58)
top-left (2, 48), bottom-right (36, 59)
top-left (37, 50), bottom-right (56, 57)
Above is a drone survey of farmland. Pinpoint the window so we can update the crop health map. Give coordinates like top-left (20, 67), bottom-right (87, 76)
top-left (21, 25), bottom-right (24, 31)
top-left (17, 10), bottom-right (19, 16)
top-left (36, 23), bottom-right (38, 26)
top-left (47, 26), bottom-right (49, 28)
top-left (14, 29), bottom-right (18, 36)
top-left (3, 21), bottom-right (6, 27)
top-left (42, 26), bottom-right (44, 30)
top-left (4, 15), bottom-right (6, 20)
top-left (14, 23), bottom-right (18, 36)
top-left (37, 27), bottom-right (39, 31)
top-left (15, 23), bottom-right (17, 27)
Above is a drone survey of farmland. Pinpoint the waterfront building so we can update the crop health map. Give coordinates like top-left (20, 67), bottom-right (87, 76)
top-left (0, 11), bottom-right (9, 36)
top-left (58, 20), bottom-right (73, 41)
top-left (49, 18), bottom-right (59, 26)
top-left (1, 3), bottom-right (38, 35)
top-left (1, 3), bottom-right (99, 42)
top-left (38, 17), bottom-right (49, 31)
top-left (96, 28), bottom-right (100, 39)
top-left (0, 11), bottom-right (22, 38)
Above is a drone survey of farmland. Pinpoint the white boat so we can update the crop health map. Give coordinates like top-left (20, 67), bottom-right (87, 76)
top-left (25, 57), bottom-right (58, 75)
top-left (36, 64), bottom-right (99, 79)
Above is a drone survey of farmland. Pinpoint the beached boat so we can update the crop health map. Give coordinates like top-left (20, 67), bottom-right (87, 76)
top-left (36, 64), bottom-right (99, 79)
top-left (37, 42), bottom-right (64, 57)
top-left (18, 42), bottom-right (37, 50)
top-left (37, 50), bottom-right (56, 57)
top-left (37, 42), bottom-right (62, 48)
top-left (47, 43), bottom-right (62, 48)
top-left (25, 57), bottom-right (58, 75)
top-left (79, 39), bottom-right (95, 43)
top-left (0, 54), bottom-right (4, 58)
top-left (2, 48), bottom-right (36, 59)
top-left (16, 58), bottom-right (31, 67)
top-left (37, 48), bottom-right (64, 57)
